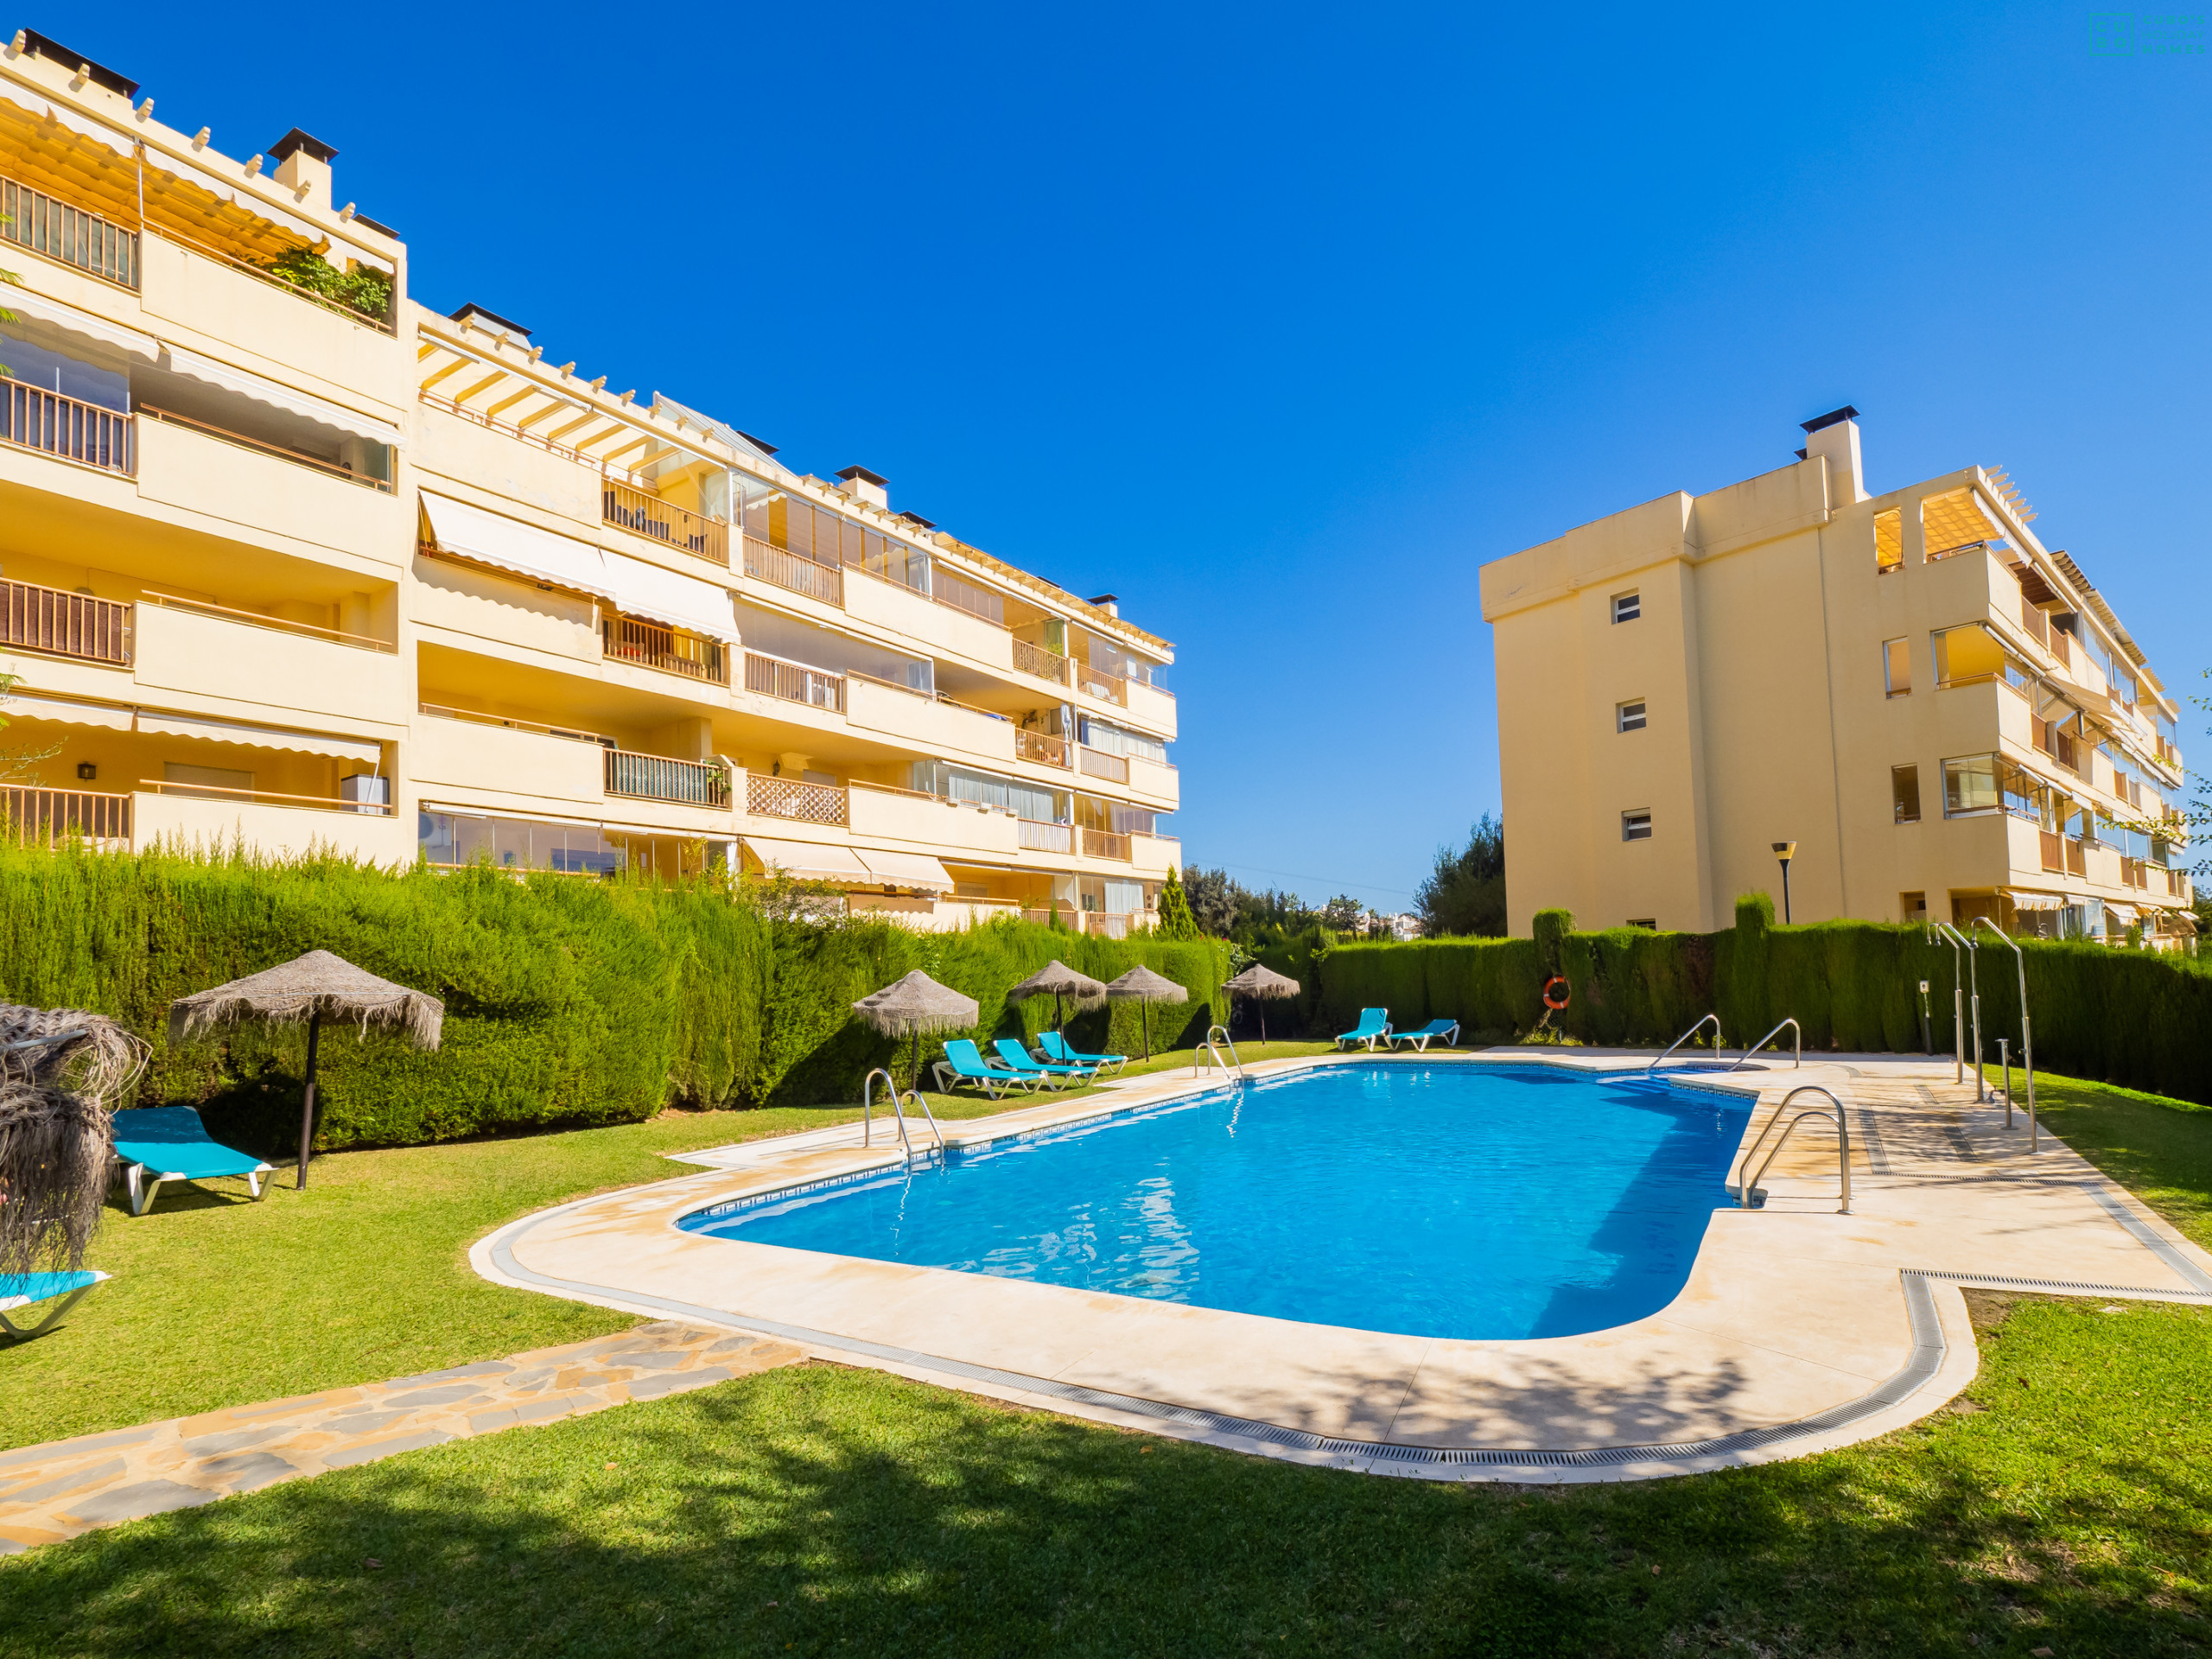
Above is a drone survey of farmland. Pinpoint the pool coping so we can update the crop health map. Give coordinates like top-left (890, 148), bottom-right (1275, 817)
top-left (472, 1052), bottom-right (2212, 1483)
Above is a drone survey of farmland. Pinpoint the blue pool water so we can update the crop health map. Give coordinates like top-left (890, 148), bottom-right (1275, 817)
top-left (680, 1064), bottom-right (1752, 1340)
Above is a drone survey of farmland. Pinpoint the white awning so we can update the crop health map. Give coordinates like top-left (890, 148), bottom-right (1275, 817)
top-left (0, 81), bottom-right (137, 159)
top-left (419, 493), bottom-right (614, 599)
top-left (601, 550), bottom-right (739, 642)
top-left (2000, 890), bottom-right (2068, 912)
top-left (742, 836), bottom-right (872, 883)
top-left (158, 346), bottom-right (405, 448)
top-left (854, 849), bottom-right (954, 893)
top-left (0, 285), bottom-right (161, 364)
top-left (136, 711), bottom-right (381, 765)
top-left (2103, 903), bottom-right (2139, 926)
top-left (2, 694), bottom-right (135, 731)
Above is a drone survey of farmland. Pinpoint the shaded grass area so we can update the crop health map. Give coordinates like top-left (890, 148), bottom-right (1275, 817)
top-left (3, 1293), bottom-right (2209, 1657)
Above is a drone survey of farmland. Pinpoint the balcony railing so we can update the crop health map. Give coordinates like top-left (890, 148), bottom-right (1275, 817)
top-left (745, 651), bottom-right (845, 712)
top-left (152, 226), bottom-right (395, 334)
top-left (2066, 837), bottom-right (2087, 877)
top-left (743, 537), bottom-right (844, 607)
top-left (138, 779), bottom-right (395, 816)
top-left (2, 578), bottom-right (132, 666)
top-left (603, 615), bottom-right (730, 683)
top-left (2, 785), bottom-right (131, 849)
top-left (2, 384), bottom-right (133, 474)
top-left (605, 749), bottom-right (729, 807)
top-left (137, 404), bottom-right (390, 492)
top-left (2, 175), bottom-right (138, 289)
top-left (747, 773), bottom-right (849, 827)
top-left (1018, 819), bottom-right (1072, 855)
top-left (1076, 661), bottom-right (1128, 706)
top-left (2033, 718), bottom-right (2080, 775)
top-left (420, 702), bottom-right (609, 745)
top-left (1082, 828), bottom-right (1132, 861)
top-left (602, 480), bottom-right (728, 566)
top-left (1016, 728), bottom-right (1070, 767)
top-left (1012, 639), bottom-right (1069, 686)
top-left (2039, 829), bottom-right (2064, 874)
top-left (1077, 747), bottom-right (1129, 785)
top-left (143, 591), bottom-right (396, 652)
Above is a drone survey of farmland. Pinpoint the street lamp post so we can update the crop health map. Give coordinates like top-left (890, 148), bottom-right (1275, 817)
top-left (1771, 842), bottom-right (1796, 924)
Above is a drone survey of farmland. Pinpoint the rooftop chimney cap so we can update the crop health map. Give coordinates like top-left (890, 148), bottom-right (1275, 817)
top-left (1800, 405), bottom-right (1860, 435)
top-left (270, 127), bottom-right (338, 164)
top-left (19, 30), bottom-right (137, 99)
top-left (1088, 593), bottom-right (1121, 616)
top-left (733, 428), bottom-right (779, 455)
top-left (895, 510), bottom-right (938, 531)
top-left (836, 465), bottom-right (888, 488)
top-left (448, 302), bottom-right (532, 339)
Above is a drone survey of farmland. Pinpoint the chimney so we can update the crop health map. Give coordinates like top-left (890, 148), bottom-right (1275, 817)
top-left (270, 128), bottom-right (337, 205)
top-left (1088, 593), bottom-right (1120, 618)
top-left (836, 465), bottom-right (889, 510)
top-left (1799, 406), bottom-right (1866, 504)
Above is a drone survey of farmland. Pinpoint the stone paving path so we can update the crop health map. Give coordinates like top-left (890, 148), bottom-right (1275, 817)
top-left (0, 1320), bottom-right (804, 1554)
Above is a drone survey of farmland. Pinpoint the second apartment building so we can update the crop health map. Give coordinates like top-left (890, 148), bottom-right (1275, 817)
top-left (0, 30), bottom-right (1179, 932)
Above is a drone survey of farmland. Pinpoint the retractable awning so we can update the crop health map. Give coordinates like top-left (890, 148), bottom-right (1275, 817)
top-left (854, 849), bottom-right (954, 893)
top-left (418, 493), bottom-right (614, 599)
top-left (2000, 890), bottom-right (2068, 912)
top-left (0, 286), bottom-right (161, 364)
top-left (159, 346), bottom-right (406, 448)
top-left (136, 712), bottom-right (381, 765)
top-left (601, 550), bottom-right (740, 643)
top-left (741, 836), bottom-right (871, 884)
top-left (2, 695), bottom-right (136, 731)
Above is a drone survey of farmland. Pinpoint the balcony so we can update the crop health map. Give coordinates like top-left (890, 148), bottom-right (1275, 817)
top-left (1019, 819), bottom-right (1072, 855)
top-left (137, 404), bottom-right (390, 493)
top-left (603, 615), bottom-right (730, 685)
top-left (1081, 828), bottom-right (1131, 861)
top-left (1016, 728), bottom-right (1070, 767)
top-left (1012, 639), bottom-right (1069, 687)
top-left (1, 785), bottom-right (131, 851)
top-left (744, 651), bottom-right (845, 713)
top-left (1, 578), bottom-right (133, 667)
top-left (1, 174), bottom-right (138, 289)
top-left (1077, 747), bottom-right (1129, 785)
top-left (134, 596), bottom-right (402, 728)
top-left (605, 750), bottom-right (729, 808)
top-left (747, 773), bottom-right (849, 828)
top-left (603, 480), bottom-right (728, 566)
top-left (743, 537), bottom-right (843, 607)
top-left (1, 384), bottom-right (133, 475)
top-left (1075, 660), bottom-right (1128, 707)
top-left (138, 779), bottom-right (395, 817)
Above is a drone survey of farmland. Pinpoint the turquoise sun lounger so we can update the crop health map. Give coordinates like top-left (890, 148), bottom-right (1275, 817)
top-left (933, 1039), bottom-right (1039, 1100)
top-left (0, 1270), bottom-right (108, 1339)
top-left (1039, 1032), bottom-right (1127, 1074)
top-left (1336, 1007), bottom-right (1392, 1051)
top-left (993, 1039), bottom-right (1094, 1087)
top-left (110, 1106), bottom-right (276, 1216)
top-left (1389, 1019), bottom-right (1462, 1052)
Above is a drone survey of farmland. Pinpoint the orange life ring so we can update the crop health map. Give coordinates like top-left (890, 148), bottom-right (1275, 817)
top-left (1541, 975), bottom-right (1570, 1010)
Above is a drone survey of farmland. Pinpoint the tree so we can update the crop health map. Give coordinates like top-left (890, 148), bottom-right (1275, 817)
top-left (1180, 865), bottom-right (1243, 938)
top-left (1155, 867), bottom-right (1202, 940)
top-left (1319, 894), bottom-right (1363, 932)
top-left (1414, 814), bottom-right (1508, 938)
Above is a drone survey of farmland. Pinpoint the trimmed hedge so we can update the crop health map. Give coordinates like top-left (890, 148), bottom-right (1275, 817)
top-left (1309, 895), bottom-right (2212, 1106)
top-left (0, 844), bottom-right (1227, 1155)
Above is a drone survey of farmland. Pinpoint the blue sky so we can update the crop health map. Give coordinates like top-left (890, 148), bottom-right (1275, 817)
top-left (58, 3), bottom-right (2211, 907)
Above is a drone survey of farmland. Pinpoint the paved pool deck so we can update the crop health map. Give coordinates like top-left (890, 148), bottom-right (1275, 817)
top-left (471, 1051), bottom-right (2212, 1483)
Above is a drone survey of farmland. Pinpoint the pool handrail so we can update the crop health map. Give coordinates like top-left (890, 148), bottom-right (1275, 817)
top-left (1968, 916), bottom-right (2037, 1151)
top-left (1726, 1018), bottom-right (1801, 1071)
top-left (1194, 1024), bottom-right (1244, 1083)
top-left (1733, 1084), bottom-right (1852, 1213)
top-left (1931, 920), bottom-right (1986, 1102)
top-left (861, 1066), bottom-right (946, 1166)
top-left (1646, 1013), bottom-right (1723, 1073)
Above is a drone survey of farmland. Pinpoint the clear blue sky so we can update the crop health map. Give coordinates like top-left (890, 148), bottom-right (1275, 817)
top-left (60, 3), bottom-right (2211, 907)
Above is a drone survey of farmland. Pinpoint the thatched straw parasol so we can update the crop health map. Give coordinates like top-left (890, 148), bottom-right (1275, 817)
top-left (1005, 959), bottom-right (1107, 1033)
top-left (851, 969), bottom-right (980, 1090)
top-left (168, 950), bottom-right (443, 1192)
top-left (1104, 964), bottom-right (1188, 1061)
top-left (0, 1006), bottom-right (148, 1278)
top-left (1221, 963), bottom-right (1300, 1043)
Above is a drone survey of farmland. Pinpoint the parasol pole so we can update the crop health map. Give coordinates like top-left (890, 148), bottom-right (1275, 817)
top-left (296, 1009), bottom-right (322, 1191)
top-left (1141, 996), bottom-right (1152, 1061)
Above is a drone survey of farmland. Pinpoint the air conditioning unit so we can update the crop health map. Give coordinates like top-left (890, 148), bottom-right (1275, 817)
top-left (340, 774), bottom-right (391, 815)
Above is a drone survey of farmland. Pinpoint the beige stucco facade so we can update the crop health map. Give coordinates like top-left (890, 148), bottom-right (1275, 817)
top-left (1480, 409), bottom-right (2190, 944)
top-left (0, 32), bottom-right (1177, 931)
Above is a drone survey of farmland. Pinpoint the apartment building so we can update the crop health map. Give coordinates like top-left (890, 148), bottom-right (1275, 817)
top-left (1479, 408), bottom-right (2191, 945)
top-left (0, 31), bottom-right (1179, 933)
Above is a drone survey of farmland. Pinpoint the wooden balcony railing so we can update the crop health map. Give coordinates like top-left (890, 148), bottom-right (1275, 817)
top-left (1012, 639), bottom-right (1069, 686)
top-left (602, 480), bottom-right (728, 565)
top-left (2, 384), bottom-right (133, 474)
top-left (1077, 747), bottom-right (1129, 785)
top-left (2039, 829), bottom-right (2064, 873)
top-left (2, 175), bottom-right (138, 288)
top-left (747, 773), bottom-right (849, 827)
top-left (1076, 661), bottom-right (1128, 706)
top-left (1082, 828), bottom-right (1132, 861)
top-left (605, 749), bottom-right (729, 808)
top-left (744, 652), bottom-right (846, 712)
top-left (1016, 728), bottom-right (1070, 767)
top-left (602, 615), bottom-right (729, 684)
top-left (743, 537), bottom-right (844, 606)
top-left (2, 578), bottom-right (132, 666)
top-left (1018, 819), bottom-right (1072, 855)
top-left (2, 785), bottom-right (131, 848)
top-left (2065, 837), bottom-right (2087, 877)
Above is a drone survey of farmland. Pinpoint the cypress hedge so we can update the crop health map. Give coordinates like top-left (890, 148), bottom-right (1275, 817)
top-left (0, 843), bottom-right (1227, 1156)
top-left (1307, 894), bottom-right (2212, 1106)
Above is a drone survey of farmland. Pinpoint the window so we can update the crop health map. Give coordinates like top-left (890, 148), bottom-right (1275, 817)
top-left (1621, 810), bottom-right (1652, 842)
top-left (1626, 918), bottom-right (1656, 930)
top-left (1901, 892), bottom-right (1927, 920)
top-left (1611, 592), bottom-right (1641, 624)
top-left (1892, 765), bottom-right (1921, 823)
top-left (1942, 753), bottom-right (1999, 817)
top-left (1617, 699), bottom-right (1647, 733)
top-left (1930, 623), bottom-right (2031, 693)
top-left (1883, 638), bottom-right (1910, 697)
top-left (1874, 508), bottom-right (1902, 575)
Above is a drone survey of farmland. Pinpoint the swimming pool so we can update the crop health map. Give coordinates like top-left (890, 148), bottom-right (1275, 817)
top-left (680, 1063), bottom-right (1753, 1340)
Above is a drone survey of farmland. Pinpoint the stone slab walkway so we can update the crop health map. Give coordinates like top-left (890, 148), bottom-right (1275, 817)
top-left (0, 1320), bottom-right (803, 1554)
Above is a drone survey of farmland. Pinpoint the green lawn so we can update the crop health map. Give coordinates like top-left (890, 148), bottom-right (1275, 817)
top-left (3, 1065), bottom-right (2208, 1656)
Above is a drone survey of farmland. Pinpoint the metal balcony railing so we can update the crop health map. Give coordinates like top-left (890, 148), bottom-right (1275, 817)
top-left (1082, 828), bottom-right (1132, 861)
top-left (1076, 662), bottom-right (1128, 706)
top-left (1, 385), bottom-right (133, 474)
top-left (602, 615), bottom-right (729, 684)
top-left (1, 785), bottom-right (131, 849)
top-left (1012, 639), bottom-right (1069, 686)
top-left (1018, 819), bottom-right (1072, 855)
top-left (2, 175), bottom-right (138, 288)
top-left (742, 537), bottom-right (844, 606)
top-left (1016, 728), bottom-right (1069, 767)
top-left (1077, 747), bottom-right (1129, 784)
top-left (602, 480), bottom-right (728, 565)
top-left (1, 577), bottom-right (132, 666)
top-left (605, 750), bottom-right (729, 807)
top-left (747, 773), bottom-right (848, 827)
top-left (744, 651), bottom-right (845, 712)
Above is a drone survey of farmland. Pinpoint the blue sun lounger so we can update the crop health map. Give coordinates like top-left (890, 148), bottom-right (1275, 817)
top-left (993, 1039), bottom-right (1094, 1087)
top-left (0, 1270), bottom-right (108, 1340)
top-left (1039, 1032), bottom-right (1127, 1074)
top-left (933, 1039), bottom-right (1039, 1100)
top-left (1336, 1008), bottom-right (1392, 1051)
top-left (1389, 1019), bottom-right (1462, 1052)
top-left (110, 1106), bottom-right (276, 1216)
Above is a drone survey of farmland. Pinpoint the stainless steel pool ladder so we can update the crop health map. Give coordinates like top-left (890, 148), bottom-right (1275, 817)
top-left (1729, 1084), bottom-right (1851, 1213)
top-left (1726, 1018), bottom-right (1802, 1071)
top-left (1193, 1024), bottom-right (1243, 1083)
top-left (861, 1066), bottom-right (946, 1167)
top-left (1647, 1014), bottom-right (1722, 1073)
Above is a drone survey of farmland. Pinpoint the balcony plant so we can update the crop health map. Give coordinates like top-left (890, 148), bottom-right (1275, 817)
top-left (257, 245), bottom-right (393, 323)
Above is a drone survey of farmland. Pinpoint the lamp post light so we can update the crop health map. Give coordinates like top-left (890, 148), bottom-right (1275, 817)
top-left (1771, 842), bottom-right (1796, 924)
top-left (1918, 980), bottom-right (1931, 1055)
